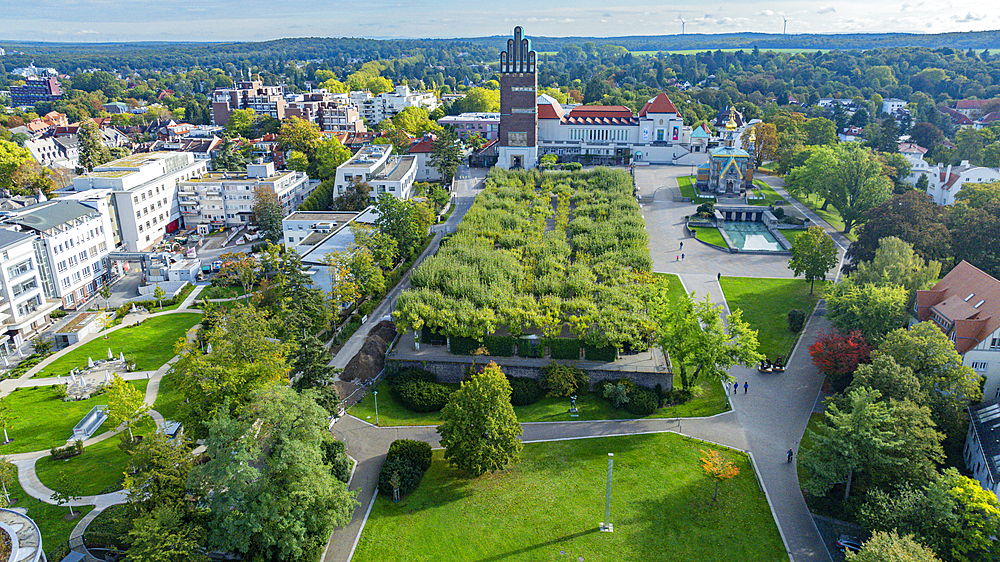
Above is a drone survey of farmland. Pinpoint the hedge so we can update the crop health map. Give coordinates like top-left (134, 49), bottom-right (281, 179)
top-left (584, 345), bottom-right (618, 362)
top-left (483, 335), bottom-right (515, 357)
top-left (547, 338), bottom-right (581, 360)
top-left (624, 386), bottom-right (660, 416)
top-left (392, 380), bottom-right (454, 412)
top-left (517, 339), bottom-right (543, 358)
top-left (387, 439), bottom-right (432, 472)
top-left (386, 367), bottom-right (437, 387)
top-left (114, 282), bottom-right (193, 316)
top-left (421, 327), bottom-right (447, 346)
top-left (540, 362), bottom-right (588, 397)
top-left (322, 438), bottom-right (351, 483)
top-left (508, 376), bottom-right (542, 406)
top-left (449, 336), bottom-right (481, 356)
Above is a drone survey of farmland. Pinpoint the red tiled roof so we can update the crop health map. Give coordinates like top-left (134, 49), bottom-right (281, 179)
top-left (567, 106), bottom-right (634, 119)
top-left (913, 261), bottom-right (1000, 354)
top-left (537, 102), bottom-right (565, 119)
top-left (956, 99), bottom-right (997, 110)
top-left (408, 135), bottom-right (436, 154)
top-left (639, 93), bottom-right (678, 116)
top-left (898, 142), bottom-right (927, 154)
top-left (979, 111), bottom-right (1000, 124)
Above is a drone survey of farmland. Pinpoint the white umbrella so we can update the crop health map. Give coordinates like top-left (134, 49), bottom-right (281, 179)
top-left (87, 357), bottom-right (94, 368)
top-left (2, 356), bottom-right (7, 367)
top-left (206, 343), bottom-right (213, 354)
top-left (120, 352), bottom-right (125, 362)
top-left (130, 304), bottom-right (137, 313)
top-left (108, 348), bottom-right (113, 360)
top-left (105, 371), bottom-right (110, 383)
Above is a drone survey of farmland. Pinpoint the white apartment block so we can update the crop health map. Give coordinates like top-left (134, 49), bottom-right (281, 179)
top-left (3, 200), bottom-right (115, 310)
top-left (177, 162), bottom-right (313, 229)
top-left (71, 152), bottom-right (207, 252)
top-left (0, 228), bottom-right (61, 353)
top-left (906, 158), bottom-right (1000, 206)
top-left (334, 144), bottom-right (417, 201)
top-left (355, 85), bottom-right (439, 125)
top-left (282, 210), bottom-right (364, 249)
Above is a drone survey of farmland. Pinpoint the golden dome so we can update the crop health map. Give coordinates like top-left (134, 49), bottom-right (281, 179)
top-left (725, 109), bottom-right (737, 131)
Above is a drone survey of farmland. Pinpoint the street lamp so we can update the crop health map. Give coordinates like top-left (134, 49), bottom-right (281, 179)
top-left (373, 390), bottom-right (379, 426)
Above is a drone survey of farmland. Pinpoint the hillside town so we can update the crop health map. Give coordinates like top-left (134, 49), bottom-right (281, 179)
top-left (1, 22), bottom-right (1000, 562)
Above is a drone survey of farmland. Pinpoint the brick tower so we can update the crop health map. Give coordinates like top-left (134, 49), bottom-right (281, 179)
top-left (498, 26), bottom-right (538, 170)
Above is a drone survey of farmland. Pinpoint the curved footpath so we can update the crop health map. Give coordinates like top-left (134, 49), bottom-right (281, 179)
top-left (322, 171), bottom-right (839, 562)
top-left (1, 287), bottom-right (204, 558)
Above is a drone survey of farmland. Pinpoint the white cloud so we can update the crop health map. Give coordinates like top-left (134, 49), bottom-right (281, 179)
top-left (952, 11), bottom-right (986, 22)
top-left (760, 9), bottom-right (774, 16)
top-left (76, 29), bottom-right (99, 35)
top-left (817, 6), bottom-right (836, 14)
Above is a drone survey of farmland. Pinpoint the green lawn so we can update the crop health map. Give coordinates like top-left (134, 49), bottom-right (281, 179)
top-left (677, 175), bottom-right (716, 203)
top-left (778, 228), bottom-right (810, 247)
top-left (153, 373), bottom-right (184, 421)
top-left (654, 272), bottom-right (686, 302)
top-left (6, 474), bottom-right (94, 560)
top-left (350, 373), bottom-right (728, 427)
top-left (352, 433), bottom-right (787, 562)
top-left (35, 430), bottom-right (133, 496)
top-left (720, 277), bottom-right (824, 360)
top-left (0, 380), bottom-right (148, 455)
top-left (693, 226), bottom-right (729, 248)
top-left (796, 193), bottom-right (858, 241)
top-left (747, 180), bottom-right (783, 206)
top-left (35, 313), bottom-right (202, 378)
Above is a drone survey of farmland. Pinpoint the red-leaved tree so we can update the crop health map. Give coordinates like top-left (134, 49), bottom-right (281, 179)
top-left (808, 331), bottom-right (873, 392)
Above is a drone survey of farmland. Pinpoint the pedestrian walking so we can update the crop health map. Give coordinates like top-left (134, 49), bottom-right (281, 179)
top-left (679, 241), bottom-right (683, 250)
top-left (717, 272), bottom-right (721, 281)
top-left (733, 381), bottom-right (738, 394)
top-left (681, 253), bottom-right (685, 261)
top-left (676, 255), bottom-right (679, 261)
top-left (744, 381), bottom-right (749, 394)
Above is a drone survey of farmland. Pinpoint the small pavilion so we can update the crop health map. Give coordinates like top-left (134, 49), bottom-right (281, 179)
top-left (696, 110), bottom-right (753, 195)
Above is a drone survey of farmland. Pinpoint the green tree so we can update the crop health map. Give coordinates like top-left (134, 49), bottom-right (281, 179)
top-left (77, 119), bottom-right (112, 172)
top-left (99, 284), bottom-right (112, 310)
top-left (193, 385), bottom-right (356, 561)
top-left (850, 237), bottom-right (941, 295)
top-left (350, 222), bottom-right (398, 269)
top-left (848, 191), bottom-right (952, 266)
top-left (310, 137), bottom-right (352, 181)
top-left (50, 472), bottom-right (83, 517)
top-left (847, 531), bottom-right (942, 562)
top-left (788, 226), bottom-right (839, 294)
top-left (437, 362), bottom-right (523, 476)
top-left (277, 115), bottom-right (321, 155)
top-left (173, 304), bottom-right (292, 437)
top-left (825, 280), bottom-right (909, 343)
top-left (788, 143), bottom-right (893, 234)
top-left (332, 178), bottom-right (373, 211)
top-left (285, 150), bottom-right (309, 172)
top-left (429, 128), bottom-right (461, 185)
top-left (392, 106), bottom-right (441, 136)
top-left (106, 373), bottom-right (150, 441)
top-left (211, 136), bottom-right (247, 171)
top-left (801, 387), bottom-right (903, 502)
top-left (252, 185), bottom-right (283, 242)
top-left (290, 334), bottom-right (337, 390)
top-left (153, 284), bottom-right (166, 310)
top-left (348, 247), bottom-right (385, 306)
top-left (225, 108), bottom-right (257, 138)
top-left (125, 505), bottom-right (208, 562)
top-left (848, 352), bottom-right (922, 403)
top-left (123, 431), bottom-right (196, 513)
top-left (653, 290), bottom-right (762, 390)
top-left (927, 468), bottom-right (1000, 562)
top-left (878, 322), bottom-right (983, 440)
top-left (0, 397), bottom-right (14, 444)
top-left (215, 251), bottom-right (260, 296)
top-left (802, 117), bottom-right (838, 146)
top-left (374, 194), bottom-right (431, 257)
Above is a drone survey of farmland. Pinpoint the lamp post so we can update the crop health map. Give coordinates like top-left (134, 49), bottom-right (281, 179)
top-left (373, 390), bottom-right (379, 426)
top-left (600, 453), bottom-right (614, 532)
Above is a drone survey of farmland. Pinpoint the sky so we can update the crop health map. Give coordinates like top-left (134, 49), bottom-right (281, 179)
top-left (0, 0), bottom-right (997, 43)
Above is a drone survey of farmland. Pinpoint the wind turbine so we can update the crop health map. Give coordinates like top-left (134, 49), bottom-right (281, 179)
top-left (681, 18), bottom-right (687, 34)
top-left (782, 17), bottom-right (788, 34)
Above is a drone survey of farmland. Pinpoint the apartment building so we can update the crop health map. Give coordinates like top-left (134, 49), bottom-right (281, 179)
top-left (177, 162), bottom-right (312, 229)
top-left (10, 77), bottom-right (62, 107)
top-left (356, 85), bottom-right (439, 124)
top-left (71, 152), bottom-right (207, 252)
top-left (438, 112), bottom-right (500, 140)
top-left (211, 80), bottom-right (286, 126)
top-left (334, 144), bottom-right (417, 201)
top-left (0, 228), bottom-right (61, 353)
top-left (3, 200), bottom-right (115, 310)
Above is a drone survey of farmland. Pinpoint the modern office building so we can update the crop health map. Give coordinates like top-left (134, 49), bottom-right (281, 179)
top-left (0, 228), bottom-right (61, 352)
top-left (10, 77), bottom-right (62, 106)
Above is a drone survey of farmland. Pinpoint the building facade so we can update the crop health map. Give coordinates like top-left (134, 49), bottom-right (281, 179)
top-left (211, 80), bottom-right (286, 126)
top-left (497, 26), bottom-right (539, 170)
top-left (3, 200), bottom-right (115, 310)
top-left (334, 144), bottom-right (417, 201)
top-left (438, 112), bottom-right (500, 140)
top-left (357, 85), bottom-right (439, 125)
top-left (696, 111), bottom-right (754, 194)
top-left (71, 152), bottom-right (207, 252)
top-left (965, 400), bottom-right (1000, 500)
top-left (177, 162), bottom-right (312, 229)
top-left (0, 228), bottom-right (61, 353)
top-left (10, 77), bottom-right (62, 107)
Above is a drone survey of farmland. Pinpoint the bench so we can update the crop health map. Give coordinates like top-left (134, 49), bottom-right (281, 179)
top-left (71, 406), bottom-right (108, 441)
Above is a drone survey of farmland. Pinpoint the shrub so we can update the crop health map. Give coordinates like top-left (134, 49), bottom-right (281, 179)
top-left (547, 338), bottom-right (581, 360)
top-left (540, 362), bottom-right (588, 397)
top-left (50, 309), bottom-right (68, 319)
top-left (378, 456), bottom-right (423, 495)
top-left (780, 216), bottom-right (805, 226)
top-left (562, 162), bottom-right (583, 171)
top-left (662, 387), bottom-right (693, 406)
top-left (696, 202), bottom-right (715, 215)
top-left (449, 336), bottom-right (481, 356)
top-left (787, 309), bottom-right (807, 333)
top-left (50, 440), bottom-right (84, 460)
top-left (392, 380), bottom-right (454, 412)
top-left (584, 345), bottom-right (617, 362)
top-left (772, 207), bottom-right (785, 219)
top-left (603, 382), bottom-right (630, 408)
top-left (624, 386), bottom-right (660, 416)
top-left (359, 299), bottom-right (378, 317)
top-left (387, 439), bottom-right (432, 473)
top-left (507, 376), bottom-right (542, 406)
top-left (483, 335), bottom-right (515, 357)
top-left (386, 367), bottom-right (437, 387)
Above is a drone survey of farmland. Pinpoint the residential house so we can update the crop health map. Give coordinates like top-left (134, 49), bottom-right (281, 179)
top-left (408, 135), bottom-right (442, 182)
top-left (210, 80), bottom-right (286, 126)
top-left (334, 144), bottom-right (417, 201)
top-left (954, 99), bottom-right (999, 119)
top-left (177, 162), bottom-right (312, 229)
top-left (918, 161), bottom-right (1000, 206)
top-left (437, 113), bottom-right (500, 140)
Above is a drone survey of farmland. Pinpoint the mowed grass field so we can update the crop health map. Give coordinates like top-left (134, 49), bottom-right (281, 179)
top-left (352, 433), bottom-right (787, 562)
top-left (720, 277), bottom-right (824, 359)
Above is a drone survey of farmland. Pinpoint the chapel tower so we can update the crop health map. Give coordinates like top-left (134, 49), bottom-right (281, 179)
top-left (497, 26), bottom-right (538, 169)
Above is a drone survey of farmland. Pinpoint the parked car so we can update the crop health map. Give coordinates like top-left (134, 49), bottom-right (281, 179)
top-left (836, 534), bottom-right (863, 553)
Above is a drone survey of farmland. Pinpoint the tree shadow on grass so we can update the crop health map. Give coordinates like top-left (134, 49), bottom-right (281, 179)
top-left (472, 528), bottom-right (600, 562)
